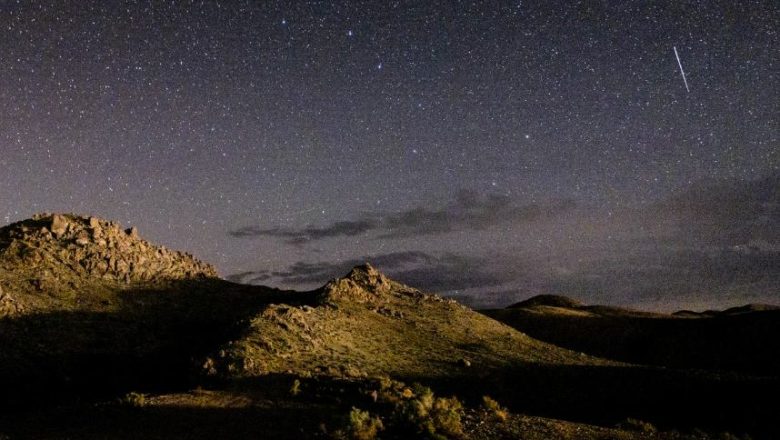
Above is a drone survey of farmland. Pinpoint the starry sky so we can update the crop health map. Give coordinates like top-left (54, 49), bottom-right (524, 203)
top-left (1, 0), bottom-right (778, 311)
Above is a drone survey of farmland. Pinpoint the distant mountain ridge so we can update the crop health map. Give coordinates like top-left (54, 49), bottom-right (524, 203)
top-left (484, 294), bottom-right (780, 375)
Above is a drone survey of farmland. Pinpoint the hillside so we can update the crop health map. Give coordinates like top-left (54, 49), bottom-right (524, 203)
top-left (0, 213), bottom-right (292, 407)
top-left (206, 264), bottom-right (605, 381)
top-left (0, 214), bottom-right (778, 439)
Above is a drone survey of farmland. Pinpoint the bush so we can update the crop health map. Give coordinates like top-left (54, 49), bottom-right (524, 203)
top-left (395, 384), bottom-right (464, 440)
top-left (333, 407), bottom-right (384, 440)
top-left (120, 391), bottom-right (147, 408)
top-left (482, 396), bottom-right (508, 422)
top-left (290, 378), bottom-right (301, 396)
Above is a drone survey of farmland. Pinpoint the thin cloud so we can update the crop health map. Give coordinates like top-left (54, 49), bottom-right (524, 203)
top-left (380, 191), bottom-right (574, 238)
top-left (226, 251), bottom-right (514, 294)
top-left (228, 190), bottom-right (576, 244)
top-left (229, 219), bottom-right (379, 244)
top-left (227, 175), bottom-right (780, 310)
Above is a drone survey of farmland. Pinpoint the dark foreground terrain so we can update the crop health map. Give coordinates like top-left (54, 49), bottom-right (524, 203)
top-left (1, 214), bottom-right (777, 439)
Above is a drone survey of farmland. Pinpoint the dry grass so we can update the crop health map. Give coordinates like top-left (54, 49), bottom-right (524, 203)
top-left (211, 265), bottom-right (612, 382)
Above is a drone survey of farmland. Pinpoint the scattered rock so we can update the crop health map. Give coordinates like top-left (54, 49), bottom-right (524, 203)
top-left (373, 306), bottom-right (404, 319)
top-left (75, 231), bottom-right (91, 246)
top-left (0, 290), bottom-right (24, 316)
top-left (50, 214), bottom-right (69, 238)
top-left (30, 279), bottom-right (43, 291)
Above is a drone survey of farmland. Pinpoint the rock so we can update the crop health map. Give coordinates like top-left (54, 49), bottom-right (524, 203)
top-left (39, 227), bottom-right (53, 240)
top-left (50, 215), bottom-right (69, 238)
top-left (125, 227), bottom-right (139, 238)
top-left (88, 217), bottom-right (100, 229)
top-left (0, 289), bottom-right (23, 317)
top-left (75, 231), bottom-right (91, 246)
top-left (458, 358), bottom-right (472, 368)
top-left (202, 357), bottom-right (217, 376)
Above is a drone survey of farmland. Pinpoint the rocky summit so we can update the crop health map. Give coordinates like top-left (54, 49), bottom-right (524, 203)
top-left (0, 213), bottom-right (217, 316)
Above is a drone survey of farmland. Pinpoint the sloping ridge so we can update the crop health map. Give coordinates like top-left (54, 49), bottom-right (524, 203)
top-left (206, 264), bottom-right (607, 380)
top-left (673, 303), bottom-right (780, 317)
top-left (508, 294), bottom-right (664, 318)
top-left (509, 294), bottom-right (583, 309)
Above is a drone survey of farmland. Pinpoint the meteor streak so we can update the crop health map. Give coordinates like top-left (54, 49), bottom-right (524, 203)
top-left (673, 46), bottom-right (690, 93)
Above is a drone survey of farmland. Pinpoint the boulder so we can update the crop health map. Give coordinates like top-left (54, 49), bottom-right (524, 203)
top-left (50, 214), bottom-right (69, 238)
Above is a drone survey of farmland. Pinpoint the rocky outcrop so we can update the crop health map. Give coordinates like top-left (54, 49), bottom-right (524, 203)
top-left (0, 213), bottom-right (218, 284)
top-left (317, 263), bottom-right (430, 304)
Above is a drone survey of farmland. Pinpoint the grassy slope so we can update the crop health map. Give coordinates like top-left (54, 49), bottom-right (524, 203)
top-left (211, 265), bottom-right (609, 381)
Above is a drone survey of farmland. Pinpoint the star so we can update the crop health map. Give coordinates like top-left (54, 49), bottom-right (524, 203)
top-left (0, 0), bottom-right (772, 312)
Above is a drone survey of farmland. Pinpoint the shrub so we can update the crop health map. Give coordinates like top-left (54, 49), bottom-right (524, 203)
top-left (120, 391), bottom-right (147, 407)
top-left (290, 378), bottom-right (301, 396)
top-left (333, 407), bottom-right (384, 440)
top-left (395, 384), bottom-right (464, 440)
top-left (481, 396), bottom-right (508, 422)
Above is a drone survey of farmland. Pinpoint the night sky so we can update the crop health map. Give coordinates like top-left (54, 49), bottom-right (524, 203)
top-left (1, 1), bottom-right (778, 311)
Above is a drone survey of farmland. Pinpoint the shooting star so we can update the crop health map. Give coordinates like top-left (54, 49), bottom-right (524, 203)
top-left (673, 46), bottom-right (690, 93)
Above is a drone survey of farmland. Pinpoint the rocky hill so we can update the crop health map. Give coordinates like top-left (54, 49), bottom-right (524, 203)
top-left (205, 264), bottom-right (604, 381)
top-left (0, 213), bottom-right (217, 316)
